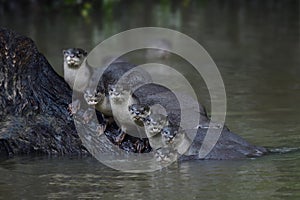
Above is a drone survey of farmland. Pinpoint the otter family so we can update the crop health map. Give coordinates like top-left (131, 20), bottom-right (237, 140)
top-left (0, 28), bottom-right (267, 160)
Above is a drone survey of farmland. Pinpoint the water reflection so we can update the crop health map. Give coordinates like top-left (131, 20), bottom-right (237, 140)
top-left (1, 154), bottom-right (300, 199)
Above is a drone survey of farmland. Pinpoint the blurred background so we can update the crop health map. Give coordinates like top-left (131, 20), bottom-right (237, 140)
top-left (1, 0), bottom-right (300, 199)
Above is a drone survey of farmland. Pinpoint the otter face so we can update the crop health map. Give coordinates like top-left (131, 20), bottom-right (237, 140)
top-left (108, 84), bottom-right (130, 104)
top-left (63, 48), bottom-right (87, 68)
top-left (128, 104), bottom-right (150, 123)
top-left (144, 114), bottom-right (168, 137)
top-left (84, 89), bottom-right (105, 105)
top-left (161, 126), bottom-right (183, 144)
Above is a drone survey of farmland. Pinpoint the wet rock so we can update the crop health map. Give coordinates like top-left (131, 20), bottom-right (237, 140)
top-left (0, 28), bottom-right (88, 156)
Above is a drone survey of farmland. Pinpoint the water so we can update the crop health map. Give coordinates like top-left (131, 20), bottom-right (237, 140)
top-left (1, 154), bottom-right (300, 199)
top-left (1, 0), bottom-right (300, 199)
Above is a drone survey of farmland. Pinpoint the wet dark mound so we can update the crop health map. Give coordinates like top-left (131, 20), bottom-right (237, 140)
top-left (0, 28), bottom-right (87, 156)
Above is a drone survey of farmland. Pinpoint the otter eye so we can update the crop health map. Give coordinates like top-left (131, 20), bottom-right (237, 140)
top-left (145, 118), bottom-right (151, 125)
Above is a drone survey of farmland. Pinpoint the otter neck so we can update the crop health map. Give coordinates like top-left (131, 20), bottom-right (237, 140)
top-left (95, 96), bottom-right (112, 116)
top-left (64, 58), bottom-right (91, 92)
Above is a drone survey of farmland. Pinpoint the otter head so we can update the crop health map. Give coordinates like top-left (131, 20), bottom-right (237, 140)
top-left (144, 114), bottom-right (168, 137)
top-left (161, 125), bottom-right (183, 144)
top-left (128, 104), bottom-right (150, 125)
top-left (108, 84), bottom-right (131, 104)
top-left (84, 89), bottom-right (105, 106)
top-left (63, 48), bottom-right (87, 68)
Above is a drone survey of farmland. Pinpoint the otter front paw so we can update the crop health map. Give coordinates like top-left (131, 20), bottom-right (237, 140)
top-left (115, 130), bottom-right (126, 145)
top-left (96, 123), bottom-right (107, 136)
top-left (68, 99), bottom-right (81, 115)
top-left (134, 139), bottom-right (145, 153)
top-left (82, 108), bottom-right (94, 124)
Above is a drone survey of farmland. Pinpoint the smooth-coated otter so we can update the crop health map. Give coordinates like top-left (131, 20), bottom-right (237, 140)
top-left (128, 104), bottom-right (151, 127)
top-left (144, 113), bottom-right (168, 138)
top-left (161, 125), bottom-right (191, 155)
top-left (144, 114), bottom-right (184, 162)
top-left (108, 84), bottom-right (146, 140)
top-left (107, 65), bottom-right (152, 137)
top-left (63, 48), bottom-right (89, 91)
top-left (84, 88), bottom-right (112, 117)
top-left (142, 113), bottom-right (176, 162)
top-left (129, 104), bottom-right (173, 159)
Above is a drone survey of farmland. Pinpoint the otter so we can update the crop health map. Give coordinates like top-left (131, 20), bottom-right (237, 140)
top-left (161, 125), bottom-right (192, 155)
top-left (143, 113), bottom-right (168, 138)
top-left (63, 48), bottom-right (89, 91)
top-left (107, 66), bottom-right (152, 137)
top-left (84, 89), bottom-right (112, 117)
top-left (142, 113), bottom-right (176, 162)
top-left (129, 104), bottom-right (169, 152)
top-left (108, 84), bottom-right (146, 141)
top-left (128, 104), bottom-right (151, 127)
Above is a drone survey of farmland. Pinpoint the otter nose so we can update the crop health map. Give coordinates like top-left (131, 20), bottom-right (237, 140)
top-left (135, 111), bottom-right (140, 115)
top-left (70, 53), bottom-right (75, 58)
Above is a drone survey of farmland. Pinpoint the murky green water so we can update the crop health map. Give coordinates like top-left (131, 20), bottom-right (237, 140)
top-left (1, 1), bottom-right (300, 199)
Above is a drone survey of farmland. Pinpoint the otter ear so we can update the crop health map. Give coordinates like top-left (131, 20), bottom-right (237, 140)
top-left (63, 49), bottom-right (67, 55)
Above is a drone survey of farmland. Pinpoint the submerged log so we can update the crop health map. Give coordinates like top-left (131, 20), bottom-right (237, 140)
top-left (0, 28), bottom-right (267, 159)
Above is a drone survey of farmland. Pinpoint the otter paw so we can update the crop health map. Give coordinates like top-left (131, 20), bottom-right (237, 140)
top-left (96, 124), bottom-right (107, 136)
top-left (82, 108), bottom-right (94, 124)
top-left (68, 99), bottom-right (81, 115)
top-left (115, 130), bottom-right (126, 145)
top-left (134, 140), bottom-right (145, 153)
